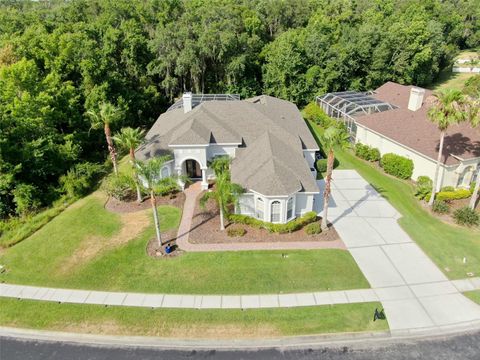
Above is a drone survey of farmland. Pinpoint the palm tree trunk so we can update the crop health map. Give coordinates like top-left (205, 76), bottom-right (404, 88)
top-left (150, 191), bottom-right (162, 247)
top-left (321, 149), bottom-right (335, 231)
top-left (429, 131), bottom-right (445, 206)
top-left (104, 123), bottom-right (118, 175)
top-left (219, 203), bottom-right (225, 231)
top-left (130, 149), bottom-right (142, 203)
top-left (469, 167), bottom-right (480, 210)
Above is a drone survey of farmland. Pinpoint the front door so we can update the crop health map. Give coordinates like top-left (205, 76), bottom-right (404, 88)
top-left (185, 159), bottom-right (201, 179)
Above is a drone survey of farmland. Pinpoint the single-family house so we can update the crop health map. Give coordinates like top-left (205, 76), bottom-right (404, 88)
top-left (317, 82), bottom-right (480, 190)
top-left (135, 93), bottom-right (320, 224)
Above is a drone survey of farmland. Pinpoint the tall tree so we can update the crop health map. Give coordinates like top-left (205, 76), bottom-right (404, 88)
top-left (200, 157), bottom-right (243, 231)
top-left (113, 127), bottom-right (145, 202)
top-left (135, 156), bottom-right (178, 247)
top-left (427, 89), bottom-right (467, 206)
top-left (319, 125), bottom-right (350, 231)
top-left (87, 102), bottom-right (122, 175)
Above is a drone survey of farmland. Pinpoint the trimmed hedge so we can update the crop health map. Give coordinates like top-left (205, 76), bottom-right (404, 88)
top-left (316, 159), bottom-right (328, 173)
top-left (380, 153), bottom-right (414, 179)
top-left (436, 189), bottom-right (471, 201)
top-left (227, 227), bottom-right (247, 237)
top-left (354, 143), bottom-right (380, 162)
top-left (229, 211), bottom-right (317, 234)
top-left (305, 222), bottom-right (322, 235)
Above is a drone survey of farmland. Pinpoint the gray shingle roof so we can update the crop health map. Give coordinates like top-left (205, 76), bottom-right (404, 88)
top-left (136, 95), bottom-right (319, 195)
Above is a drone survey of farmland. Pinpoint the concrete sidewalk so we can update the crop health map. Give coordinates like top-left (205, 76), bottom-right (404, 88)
top-left (316, 170), bottom-right (480, 334)
top-left (1, 279), bottom-right (479, 310)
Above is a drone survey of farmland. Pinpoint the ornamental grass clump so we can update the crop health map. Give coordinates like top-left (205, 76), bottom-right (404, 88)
top-left (453, 207), bottom-right (480, 227)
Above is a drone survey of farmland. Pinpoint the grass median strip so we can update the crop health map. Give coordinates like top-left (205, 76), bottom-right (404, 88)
top-left (0, 298), bottom-right (388, 338)
top-left (464, 291), bottom-right (480, 305)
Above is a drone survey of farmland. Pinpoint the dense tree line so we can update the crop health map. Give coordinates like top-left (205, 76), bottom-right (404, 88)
top-left (0, 0), bottom-right (478, 218)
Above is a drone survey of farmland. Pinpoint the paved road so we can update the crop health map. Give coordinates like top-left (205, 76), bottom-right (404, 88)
top-left (316, 170), bottom-right (480, 333)
top-left (2, 331), bottom-right (480, 359)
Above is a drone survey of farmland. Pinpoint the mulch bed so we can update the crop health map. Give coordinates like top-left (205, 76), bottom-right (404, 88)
top-left (189, 197), bottom-right (340, 244)
top-left (420, 197), bottom-right (479, 226)
top-left (105, 192), bottom-right (185, 214)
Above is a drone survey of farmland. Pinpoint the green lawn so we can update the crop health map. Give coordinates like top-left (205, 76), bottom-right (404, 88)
top-left (464, 290), bottom-right (480, 305)
top-left (428, 69), bottom-right (476, 91)
top-left (0, 298), bottom-right (388, 338)
top-left (309, 121), bottom-right (480, 279)
top-left (0, 192), bottom-right (369, 294)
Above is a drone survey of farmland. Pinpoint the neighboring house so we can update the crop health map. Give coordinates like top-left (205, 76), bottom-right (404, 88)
top-left (136, 93), bottom-right (320, 224)
top-left (317, 82), bottom-right (480, 190)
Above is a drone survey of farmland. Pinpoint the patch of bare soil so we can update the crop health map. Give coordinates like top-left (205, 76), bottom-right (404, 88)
top-left (189, 197), bottom-right (340, 244)
top-left (146, 228), bottom-right (184, 259)
top-left (59, 210), bottom-right (151, 275)
top-left (105, 192), bottom-right (185, 214)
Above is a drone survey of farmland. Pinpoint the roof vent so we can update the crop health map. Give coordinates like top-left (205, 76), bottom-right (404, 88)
top-left (183, 92), bottom-right (192, 113)
top-left (408, 87), bottom-right (425, 111)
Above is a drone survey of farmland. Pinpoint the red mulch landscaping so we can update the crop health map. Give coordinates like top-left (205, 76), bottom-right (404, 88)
top-left (105, 192), bottom-right (185, 214)
top-left (189, 196), bottom-right (340, 244)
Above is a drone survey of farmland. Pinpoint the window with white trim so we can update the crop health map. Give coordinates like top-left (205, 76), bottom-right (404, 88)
top-left (161, 166), bottom-right (169, 178)
top-left (270, 201), bottom-right (281, 223)
top-left (287, 197), bottom-right (293, 219)
top-left (256, 198), bottom-right (264, 220)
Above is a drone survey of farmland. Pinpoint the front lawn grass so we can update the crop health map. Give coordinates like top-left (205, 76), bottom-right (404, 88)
top-left (309, 121), bottom-right (480, 279)
top-left (0, 298), bottom-right (388, 338)
top-left (0, 192), bottom-right (369, 294)
top-left (464, 291), bottom-right (480, 305)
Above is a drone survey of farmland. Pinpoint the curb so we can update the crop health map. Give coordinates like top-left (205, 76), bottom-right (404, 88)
top-left (1, 320), bottom-right (480, 351)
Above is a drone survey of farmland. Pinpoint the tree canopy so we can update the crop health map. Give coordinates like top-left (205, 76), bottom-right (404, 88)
top-left (0, 0), bottom-right (478, 218)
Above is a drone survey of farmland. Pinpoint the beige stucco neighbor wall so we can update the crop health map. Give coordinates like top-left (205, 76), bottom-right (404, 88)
top-left (356, 124), bottom-right (479, 189)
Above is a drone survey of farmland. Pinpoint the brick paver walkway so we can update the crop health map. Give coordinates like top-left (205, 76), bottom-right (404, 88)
top-left (175, 182), bottom-right (345, 252)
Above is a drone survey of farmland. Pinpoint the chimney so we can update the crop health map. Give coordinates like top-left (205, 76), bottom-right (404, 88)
top-left (183, 92), bottom-right (192, 113)
top-left (408, 87), bottom-right (425, 111)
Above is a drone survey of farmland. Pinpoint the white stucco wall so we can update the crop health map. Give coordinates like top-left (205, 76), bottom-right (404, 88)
top-left (356, 125), bottom-right (480, 189)
top-left (303, 150), bottom-right (316, 168)
top-left (172, 147), bottom-right (208, 170)
top-left (236, 192), bottom-right (302, 224)
top-left (207, 145), bottom-right (237, 159)
top-left (295, 193), bottom-right (314, 217)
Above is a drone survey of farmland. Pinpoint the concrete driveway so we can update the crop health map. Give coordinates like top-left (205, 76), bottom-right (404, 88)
top-left (316, 170), bottom-right (480, 334)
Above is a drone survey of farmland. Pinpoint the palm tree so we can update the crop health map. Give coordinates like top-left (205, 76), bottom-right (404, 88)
top-left (135, 156), bottom-right (178, 247)
top-left (200, 157), bottom-right (243, 231)
top-left (319, 125), bottom-right (350, 231)
top-left (87, 102), bottom-right (121, 175)
top-left (427, 89), bottom-right (467, 206)
top-left (466, 96), bottom-right (480, 210)
top-left (113, 127), bottom-right (146, 203)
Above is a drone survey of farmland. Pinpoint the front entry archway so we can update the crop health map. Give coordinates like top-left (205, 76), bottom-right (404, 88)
top-left (184, 159), bottom-right (202, 179)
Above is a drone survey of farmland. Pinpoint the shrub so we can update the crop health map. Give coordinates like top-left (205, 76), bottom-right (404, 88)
top-left (355, 143), bottom-right (381, 162)
top-left (60, 162), bottom-right (106, 199)
top-left (380, 153), bottom-right (414, 179)
top-left (432, 200), bottom-right (450, 214)
top-left (470, 182), bottom-right (476, 194)
top-left (453, 207), bottom-right (480, 227)
top-left (102, 174), bottom-right (136, 201)
top-left (440, 186), bottom-right (455, 192)
top-left (305, 222), bottom-right (322, 235)
top-left (303, 102), bottom-right (333, 127)
top-left (229, 211), bottom-right (317, 234)
top-left (415, 176), bottom-right (433, 200)
top-left (316, 159), bottom-right (328, 173)
top-left (12, 183), bottom-right (41, 217)
top-left (227, 227), bottom-right (246, 237)
top-left (436, 189), bottom-right (471, 202)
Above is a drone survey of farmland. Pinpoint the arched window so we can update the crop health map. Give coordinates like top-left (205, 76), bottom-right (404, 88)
top-left (287, 198), bottom-right (293, 220)
top-left (161, 166), bottom-right (169, 178)
top-left (271, 201), bottom-right (281, 223)
top-left (256, 198), bottom-right (264, 220)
